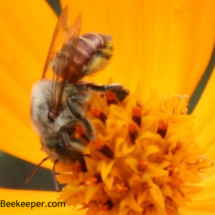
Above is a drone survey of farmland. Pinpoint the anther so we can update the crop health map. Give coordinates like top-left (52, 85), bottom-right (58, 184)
top-left (197, 157), bottom-right (214, 173)
top-left (157, 120), bottom-right (168, 138)
top-left (85, 174), bottom-right (102, 186)
top-left (138, 160), bottom-right (148, 171)
top-left (105, 91), bottom-right (118, 105)
top-left (172, 142), bottom-right (182, 154)
top-left (116, 183), bottom-right (129, 194)
top-left (128, 123), bottom-right (138, 144)
top-left (166, 165), bottom-right (178, 176)
top-left (132, 106), bottom-right (142, 127)
top-left (92, 139), bottom-right (114, 159)
top-left (100, 200), bottom-right (114, 213)
top-left (91, 107), bottom-right (107, 124)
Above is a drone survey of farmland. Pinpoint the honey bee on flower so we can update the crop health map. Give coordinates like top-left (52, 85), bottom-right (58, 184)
top-left (28, 6), bottom-right (129, 188)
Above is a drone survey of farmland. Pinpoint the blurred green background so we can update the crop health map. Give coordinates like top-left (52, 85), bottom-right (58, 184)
top-left (0, 0), bottom-right (214, 191)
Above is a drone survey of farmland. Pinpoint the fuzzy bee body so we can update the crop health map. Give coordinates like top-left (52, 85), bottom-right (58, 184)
top-left (31, 80), bottom-right (91, 163)
top-left (28, 7), bottom-right (128, 186)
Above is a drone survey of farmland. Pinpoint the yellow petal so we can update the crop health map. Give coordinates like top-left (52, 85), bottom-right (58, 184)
top-left (0, 188), bottom-right (84, 215)
top-left (100, 160), bottom-right (114, 181)
top-left (0, 0), bottom-right (56, 168)
top-left (124, 191), bottom-right (143, 212)
top-left (62, 0), bottom-right (215, 97)
top-left (85, 184), bottom-right (101, 204)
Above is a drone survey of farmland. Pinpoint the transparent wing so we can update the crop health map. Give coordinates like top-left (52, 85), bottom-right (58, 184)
top-left (42, 6), bottom-right (69, 80)
top-left (50, 12), bottom-right (82, 118)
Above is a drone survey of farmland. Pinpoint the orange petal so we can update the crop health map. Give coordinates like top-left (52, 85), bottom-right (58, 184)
top-left (0, 188), bottom-right (85, 214)
top-left (62, 0), bottom-right (215, 97)
top-left (193, 67), bottom-right (215, 156)
top-left (180, 208), bottom-right (215, 215)
top-left (0, 0), bottom-right (56, 167)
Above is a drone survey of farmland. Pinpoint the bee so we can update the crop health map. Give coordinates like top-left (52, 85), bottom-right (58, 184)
top-left (27, 6), bottom-right (129, 189)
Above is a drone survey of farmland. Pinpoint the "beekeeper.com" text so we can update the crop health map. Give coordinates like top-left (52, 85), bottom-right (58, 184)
top-left (0, 200), bottom-right (65, 209)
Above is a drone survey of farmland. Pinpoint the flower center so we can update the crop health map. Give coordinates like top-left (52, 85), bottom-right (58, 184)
top-left (57, 90), bottom-right (213, 215)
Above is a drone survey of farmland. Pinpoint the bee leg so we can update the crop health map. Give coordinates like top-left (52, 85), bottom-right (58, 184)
top-left (59, 121), bottom-right (85, 152)
top-left (59, 121), bottom-right (87, 171)
top-left (76, 83), bottom-right (129, 102)
top-left (67, 98), bottom-right (94, 142)
top-left (52, 159), bottom-right (60, 192)
top-left (103, 84), bottom-right (129, 101)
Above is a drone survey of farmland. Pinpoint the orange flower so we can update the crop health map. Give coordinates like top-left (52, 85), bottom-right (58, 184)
top-left (0, 0), bottom-right (215, 214)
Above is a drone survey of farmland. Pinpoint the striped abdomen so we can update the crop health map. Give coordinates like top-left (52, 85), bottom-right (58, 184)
top-left (53, 33), bottom-right (113, 83)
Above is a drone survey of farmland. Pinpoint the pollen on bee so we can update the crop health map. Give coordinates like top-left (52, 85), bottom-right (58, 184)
top-left (76, 124), bottom-right (89, 142)
top-left (76, 124), bottom-right (84, 136)
top-left (157, 119), bottom-right (168, 138)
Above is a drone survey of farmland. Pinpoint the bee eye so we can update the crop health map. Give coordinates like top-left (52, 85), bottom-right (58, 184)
top-left (56, 141), bottom-right (65, 149)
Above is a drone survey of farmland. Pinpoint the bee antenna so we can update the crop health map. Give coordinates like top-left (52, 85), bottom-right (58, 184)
top-left (52, 159), bottom-right (60, 192)
top-left (25, 157), bottom-right (49, 184)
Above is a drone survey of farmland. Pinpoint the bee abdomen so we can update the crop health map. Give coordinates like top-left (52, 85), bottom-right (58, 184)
top-left (54, 33), bottom-right (113, 82)
top-left (74, 32), bottom-right (112, 68)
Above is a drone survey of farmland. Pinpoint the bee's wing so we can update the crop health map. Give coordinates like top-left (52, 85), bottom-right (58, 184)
top-left (42, 6), bottom-right (69, 80)
top-left (51, 13), bottom-right (82, 117)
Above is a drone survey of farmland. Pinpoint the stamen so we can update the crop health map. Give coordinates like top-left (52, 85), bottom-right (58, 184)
top-left (157, 120), bottom-right (168, 138)
top-left (92, 139), bottom-right (114, 158)
top-left (91, 107), bottom-right (107, 124)
top-left (166, 165), bottom-right (178, 176)
top-left (138, 160), bottom-right (148, 171)
top-left (85, 175), bottom-right (102, 186)
top-left (93, 138), bottom-right (104, 150)
top-left (57, 91), bottom-right (212, 214)
top-left (100, 200), bottom-right (114, 212)
top-left (132, 106), bottom-right (142, 127)
top-left (172, 142), bottom-right (182, 154)
top-left (160, 95), bottom-right (188, 115)
top-left (128, 123), bottom-right (138, 143)
top-left (116, 183), bottom-right (129, 194)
